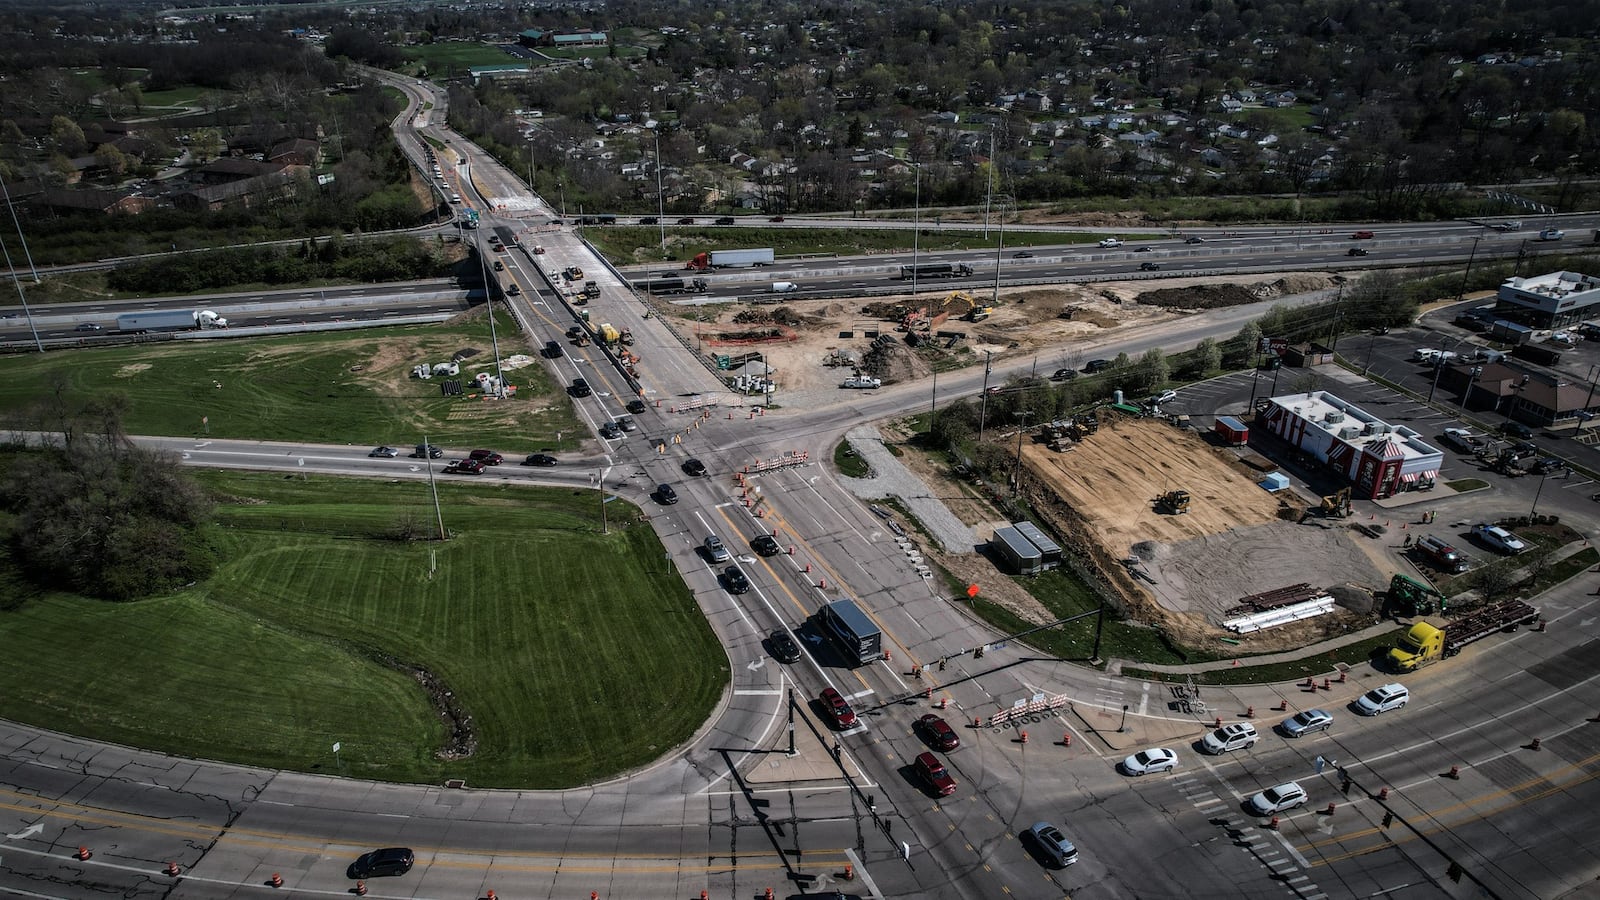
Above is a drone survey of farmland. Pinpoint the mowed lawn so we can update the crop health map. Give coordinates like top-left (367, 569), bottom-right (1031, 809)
top-left (0, 314), bottom-right (585, 452)
top-left (0, 471), bottom-right (726, 787)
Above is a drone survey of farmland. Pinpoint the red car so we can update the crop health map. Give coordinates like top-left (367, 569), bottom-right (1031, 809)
top-left (820, 687), bottom-right (857, 729)
top-left (444, 459), bottom-right (484, 475)
top-left (915, 751), bottom-right (957, 796)
top-left (915, 714), bottom-right (960, 752)
top-left (1351, 230), bottom-right (1374, 240)
top-left (468, 449), bottom-right (503, 466)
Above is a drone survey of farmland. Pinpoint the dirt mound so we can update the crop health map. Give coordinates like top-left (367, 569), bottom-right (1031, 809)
top-left (1136, 273), bottom-right (1338, 310)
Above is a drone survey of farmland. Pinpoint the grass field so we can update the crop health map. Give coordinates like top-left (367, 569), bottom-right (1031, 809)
top-left (0, 313), bottom-right (586, 452)
top-left (403, 43), bottom-right (531, 74)
top-left (0, 470), bottom-right (726, 787)
top-left (139, 86), bottom-right (211, 109)
top-left (587, 225), bottom-right (1136, 266)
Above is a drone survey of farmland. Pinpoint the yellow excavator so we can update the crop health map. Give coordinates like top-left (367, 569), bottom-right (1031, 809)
top-left (1320, 487), bottom-right (1352, 518)
top-left (1156, 490), bottom-right (1191, 514)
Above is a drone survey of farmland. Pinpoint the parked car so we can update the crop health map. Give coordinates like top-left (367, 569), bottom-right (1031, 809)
top-left (703, 534), bottom-right (731, 563)
top-left (1201, 722), bottom-right (1258, 754)
top-left (751, 534), bottom-right (782, 557)
top-left (722, 564), bottom-right (751, 594)
top-left (369, 446), bottom-right (399, 458)
top-left (682, 458), bottom-right (707, 477)
top-left (819, 687), bottom-right (857, 729)
top-left (1499, 421), bottom-right (1533, 439)
top-left (914, 714), bottom-right (960, 752)
top-left (655, 483), bottom-right (678, 504)
top-left (1023, 822), bottom-right (1079, 868)
top-left (1354, 682), bottom-right (1410, 716)
top-left (1246, 782), bottom-right (1308, 816)
top-left (522, 453), bottom-right (558, 467)
top-left (1121, 747), bottom-right (1179, 775)
top-left (1473, 524), bottom-right (1527, 554)
top-left (768, 629), bottom-right (802, 663)
top-left (1280, 708), bottom-right (1334, 738)
top-left (350, 848), bottom-right (415, 879)
top-left (468, 449), bottom-right (503, 466)
top-left (914, 751), bottom-right (957, 796)
top-left (1151, 389), bottom-right (1178, 405)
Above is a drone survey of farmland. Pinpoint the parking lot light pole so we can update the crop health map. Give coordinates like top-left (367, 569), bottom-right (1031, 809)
top-left (1531, 472), bottom-right (1550, 517)
top-left (1462, 365), bottom-right (1483, 413)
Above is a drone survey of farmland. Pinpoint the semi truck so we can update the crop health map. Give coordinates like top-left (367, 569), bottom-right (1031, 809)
top-left (900, 263), bottom-right (973, 279)
top-left (684, 248), bottom-right (774, 270)
top-left (632, 277), bottom-right (708, 294)
top-left (817, 598), bottom-right (883, 666)
top-left (116, 309), bottom-right (228, 333)
top-left (1386, 598), bottom-right (1540, 671)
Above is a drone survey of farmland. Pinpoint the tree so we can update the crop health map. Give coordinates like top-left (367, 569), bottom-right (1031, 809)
top-left (1194, 337), bottom-right (1223, 374)
top-left (49, 115), bottom-right (86, 156)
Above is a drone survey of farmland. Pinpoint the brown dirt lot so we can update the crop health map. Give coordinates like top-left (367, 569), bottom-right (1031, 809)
top-left (1021, 416), bottom-right (1283, 550)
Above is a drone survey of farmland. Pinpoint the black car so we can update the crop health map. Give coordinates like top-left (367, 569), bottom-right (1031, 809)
top-left (570, 378), bottom-right (592, 398)
top-left (682, 458), bottom-right (707, 477)
top-left (626, 398), bottom-right (648, 414)
top-left (351, 848), bottom-right (414, 879)
top-left (768, 629), bottom-right (802, 663)
top-left (1012, 250), bottom-right (1034, 259)
top-left (1050, 368), bottom-right (1078, 381)
top-left (1347, 247), bottom-right (1369, 257)
top-left (1083, 359), bottom-right (1112, 374)
top-left (638, 216), bottom-right (658, 225)
top-left (676, 217), bottom-right (695, 225)
top-left (599, 421), bottom-right (623, 440)
top-left (655, 483), bottom-right (678, 504)
top-left (1184, 236), bottom-right (1206, 244)
top-left (715, 216), bottom-right (736, 225)
top-left (1500, 421), bottom-right (1534, 440)
top-left (1139, 261), bottom-right (1161, 270)
top-left (412, 443), bottom-right (444, 459)
top-left (722, 564), bottom-right (751, 594)
top-left (544, 340), bottom-right (564, 358)
top-left (751, 534), bottom-right (782, 557)
top-left (522, 453), bottom-right (558, 467)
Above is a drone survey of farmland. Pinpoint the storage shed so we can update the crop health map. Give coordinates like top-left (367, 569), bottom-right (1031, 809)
top-left (990, 526), bottom-right (1044, 575)
top-left (1215, 415), bottom-right (1249, 445)
top-left (1259, 472), bottom-right (1290, 492)
top-left (1012, 521), bottom-right (1062, 570)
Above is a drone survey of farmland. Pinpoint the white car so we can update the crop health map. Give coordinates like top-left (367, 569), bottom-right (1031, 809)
top-left (1098, 237), bottom-right (1123, 248)
top-left (1201, 722), bottom-right (1258, 754)
top-left (1121, 747), bottom-right (1179, 775)
top-left (1354, 682), bottom-right (1410, 716)
top-left (1473, 524), bottom-right (1527, 555)
top-left (1279, 708), bottom-right (1333, 738)
top-left (1246, 782), bottom-right (1308, 816)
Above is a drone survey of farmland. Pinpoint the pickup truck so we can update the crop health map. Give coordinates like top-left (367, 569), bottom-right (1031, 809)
top-left (1098, 237), bottom-right (1123, 248)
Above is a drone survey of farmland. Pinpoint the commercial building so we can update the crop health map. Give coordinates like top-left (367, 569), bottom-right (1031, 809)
top-left (1258, 391), bottom-right (1443, 498)
top-left (1486, 270), bottom-right (1600, 329)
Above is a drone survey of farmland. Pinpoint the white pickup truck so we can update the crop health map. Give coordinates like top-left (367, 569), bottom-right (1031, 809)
top-left (1098, 237), bottom-right (1124, 248)
top-left (841, 376), bottom-right (882, 390)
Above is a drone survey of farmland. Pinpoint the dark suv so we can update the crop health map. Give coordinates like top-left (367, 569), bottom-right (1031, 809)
top-left (570, 378), bottom-right (592, 398)
top-left (350, 847), bottom-right (414, 879)
top-left (715, 216), bottom-right (736, 225)
top-left (1083, 359), bottom-right (1112, 374)
top-left (412, 443), bottom-right (443, 459)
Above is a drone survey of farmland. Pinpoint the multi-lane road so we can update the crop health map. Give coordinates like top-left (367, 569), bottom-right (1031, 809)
top-left (1, 72), bottom-right (1597, 900)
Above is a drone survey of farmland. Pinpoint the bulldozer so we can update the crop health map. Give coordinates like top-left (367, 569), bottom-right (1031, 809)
top-left (1156, 490), bottom-right (1191, 514)
top-left (1320, 487), bottom-right (1352, 518)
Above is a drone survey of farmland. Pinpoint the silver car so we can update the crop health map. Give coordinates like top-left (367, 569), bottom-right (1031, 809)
top-left (1280, 708), bottom-right (1333, 738)
top-left (1121, 747), bottom-right (1179, 775)
top-left (1247, 782), bottom-right (1308, 815)
top-left (703, 535), bottom-right (731, 563)
top-left (1024, 821), bottom-right (1078, 867)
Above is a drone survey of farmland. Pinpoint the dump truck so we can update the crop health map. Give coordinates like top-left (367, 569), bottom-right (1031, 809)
top-left (632, 277), bottom-right (708, 294)
top-left (1156, 490), bottom-right (1191, 514)
top-left (583, 280), bottom-right (601, 298)
top-left (117, 309), bottom-right (229, 333)
top-left (1384, 573), bottom-right (1442, 618)
top-left (900, 262), bottom-right (973, 279)
top-left (587, 321), bottom-right (621, 344)
top-left (1386, 599), bottom-right (1540, 671)
top-left (685, 248), bottom-right (774, 270)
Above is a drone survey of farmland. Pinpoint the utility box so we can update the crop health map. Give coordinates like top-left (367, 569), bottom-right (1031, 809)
top-left (1215, 416), bottom-right (1249, 445)
top-left (991, 526), bottom-right (1044, 575)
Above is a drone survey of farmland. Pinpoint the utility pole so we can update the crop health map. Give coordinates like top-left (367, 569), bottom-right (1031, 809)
top-left (425, 435), bottom-right (445, 541)
top-left (991, 195), bottom-right (1007, 307)
top-left (654, 132), bottom-right (666, 255)
top-left (1456, 234), bottom-right (1483, 301)
top-left (978, 350), bottom-right (995, 441)
top-left (1012, 410), bottom-right (1030, 497)
top-left (983, 127), bottom-right (994, 239)
top-left (911, 160), bottom-right (922, 304)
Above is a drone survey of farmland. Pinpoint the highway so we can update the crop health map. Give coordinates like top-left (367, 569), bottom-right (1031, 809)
top-left (0, 72), bottom-right (1596, 900)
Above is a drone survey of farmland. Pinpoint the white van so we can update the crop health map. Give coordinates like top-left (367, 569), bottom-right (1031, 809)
top-left (771, 281), bottom-right (799, 293)
top-left (1412, 348), bottom-right (1440, 363)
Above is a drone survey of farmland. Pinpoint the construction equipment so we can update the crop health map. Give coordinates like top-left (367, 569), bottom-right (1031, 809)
top-left (1385, 573), bottom-right (1442, 618)
top-left (900, 292), bottom-right (986, 333)
top-left (1156, 490), bottom-right (1191, 514)
top-left (1320, 487), bottom-right (1352, 518)
top-left (1386, 599), bottom-right (1540, 671)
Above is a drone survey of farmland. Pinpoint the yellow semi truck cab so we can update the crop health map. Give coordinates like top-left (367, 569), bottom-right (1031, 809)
top-left (1387, 621), bottom-right (1443, 671)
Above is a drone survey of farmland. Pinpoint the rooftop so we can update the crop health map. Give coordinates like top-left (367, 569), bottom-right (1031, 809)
top-left (1268, 391), bottom-right (1441, 463)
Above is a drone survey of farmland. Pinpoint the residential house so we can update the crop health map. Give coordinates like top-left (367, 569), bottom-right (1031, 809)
top-left (32, 187), bottom-right (155, 216)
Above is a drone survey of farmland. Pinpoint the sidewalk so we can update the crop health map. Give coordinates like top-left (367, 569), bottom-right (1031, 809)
top-left (1110, 619), bottom-right (1398, 677)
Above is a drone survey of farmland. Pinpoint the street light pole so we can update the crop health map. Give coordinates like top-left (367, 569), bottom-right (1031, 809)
top-left (1462, 366), bottom-right (1482, 414)
top-left (911, 160), bottom-right (922, 302)
top-left (1456, 234), bottom-right (1483, 301)
top-left (983, 127), bottom-right (994, 239)
top-left (1531, 472), bottom-right (1550, 517)
top-left (653, 132), bottom-right (666, 255)
top-left (978, 350), bottom-right (994, 441)
top-left (992, 195), bottom-right (1007, 307)
top-left (1012, 410), bottom-right (1030, 497)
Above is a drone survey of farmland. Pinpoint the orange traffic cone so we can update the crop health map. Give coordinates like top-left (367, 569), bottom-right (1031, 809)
top-left (270, 872), bottom-right (283, 888)
top-left (354, 881), bottom-right (368, 896)
top-left (164, 861), bottom-right (180, 877)
top-left (75, 846), bottom-right (92, 861)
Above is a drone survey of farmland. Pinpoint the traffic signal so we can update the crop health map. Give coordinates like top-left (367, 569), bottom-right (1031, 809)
top-left (1447, 862), bottom-right (1464, 883)
top-left (1381, 812), bottom-right (1393, 829)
